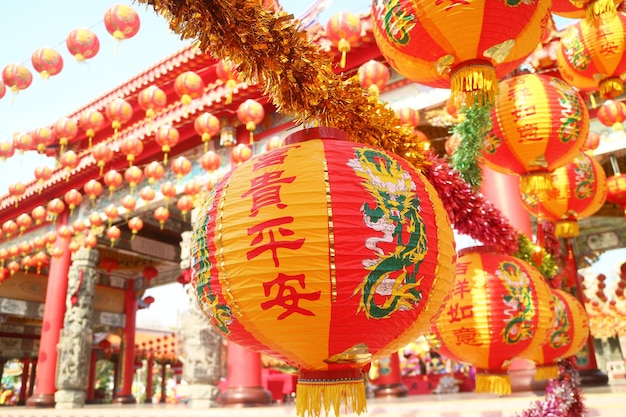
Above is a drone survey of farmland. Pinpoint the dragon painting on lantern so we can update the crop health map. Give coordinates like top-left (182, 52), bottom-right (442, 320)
top-left (348, 148), bottom-right (428, 320)
top-left (495, 260), bottom-right (537, 344)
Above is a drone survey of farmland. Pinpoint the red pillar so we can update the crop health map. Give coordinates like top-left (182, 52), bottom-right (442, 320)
top-left (86, 348), bottom-right (97, 403)
top-left (144, 357), bottom-right (154, 403)
top-left (373, 352), bottom-right (408, 398)
top-left (26, 211), bottom-right (71, 408)
top-left (220, 342), bottom-right (271, 406)
top-left (18, 358), bottom-right (30, 405)
top-left (159, 363), bottom-right (167, 403)
top-left (113, 284), bottom-right (138, 404)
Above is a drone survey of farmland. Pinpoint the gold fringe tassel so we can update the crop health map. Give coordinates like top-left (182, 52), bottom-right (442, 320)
top-left (450, 61), bottom-right (497, 110)
top-left (534, 364), bottom-right (559, 381)
top-left (587, 0), bottom-right (617, 25)
top-left (296, 376), bottom-right (366, 417)
top-left (475, 373), bottom-right (511, 396)
top-left (599, 77), bottom-right (624, 100)
top-left (612, 122), bottom-right (624, 132)
top-left (556, 219), bottom-right (579, 238)
top-left (520, 172), bottom-right (553, 201)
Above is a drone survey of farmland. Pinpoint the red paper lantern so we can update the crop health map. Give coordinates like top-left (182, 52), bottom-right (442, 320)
top-left (237, 99), bottom-right (265, 143)
top-left (372, 1), bottom-right (551, 108)
top-left (199, 150), bottom-right (221, 173)
top-left (143, 161), bottom-right (165, 184)
top-left (47, 198), bottom-right (66, 222)
top-left (7, 245), bottom-right (19, 259)
top-left (183, 180), bottom-right (201, 197)
top-left (124, 166), bottom-right (144, 193)
top-left (483, 73), bottom-right (589, 197)
top-left (84, 179), bottom-right (103, 205)
top-left (583, 131), bottom-right (601, 152)
top-left (2, 63), bottom-right (33, 93)
top-left (104, 4), bottom-right (141, 40)
top-left (174, 71), bottom-right (204, 108)
top-left (72, 219), bottom-right (88, 235)
top-left (160, 181), bottom-right (177, 203)
top-left (7, 261), bottom-right (20, 275)
top-left (8, 182), bottom-right (25, 208)
top-left (445, 134), bottom-right (461, 156)
top-left (31, 47), bottom-right (63, 79)
top-left (154, 206), bottom-right (170, 229)
top-left (264, 136), bottom-right (283, 152)
top-left (176, 195), bottom-right (193, 221)
top-left (231, 143), bottom-right (252, 165)
top-left (191, 127), bottom-right (455, 416)
top-left (91, 142), bottom-right (114, 175)
top-left (326, 11), bottom-right (362, 68)
top-left (194, 112), bottom-right (220, 152)
top-left (103, 169), bottom-right (123, 196)
top-left (54, 117), bottom-right (78, 154)
top-left (0, 141), bottom-right (14, 159)
top-left (430, 247), bottom-right (553, 395)
top-left (120, 136), bottom-right (144, 167)
top-left (140, 186), bottom-right (156, 202)
top-left (59, 150), bottom-right (79, 180)
top-left (64, 189), bottom-right (83, 215)
top-left (31, 206), bottom-right (47, 225)
top-left (171, 156), bottom-right (192, 180)
top-left (16, 213), bottom-right (33, 235)
top-left (606, 173), bottom-right (626, 216)
top-left (66, 28), bottom-right (100, 61)
top-left (33, 251), bottom-right (50, 274)
top-left (44, 231), bottom-right (57, 247)
top-left (394, 107), bottom-right (420, 129)
top-left (128, 216), bottom-right (144, 239)
top-left (358, 60), bottom-right (390, 98)
top-left (597, 100), bottom-right (626, 132)
top-left (215, 59), bottom-right (238, 104)
top-left (105, 98), bottom-right (133, 139)
top-left (138, 85), bottom-right (166, 123)
top-left (13, 132), bottom-right (34, 153)
top-left (0, 81), bottom-right (5, 100)
top-left (88, 212), bottom-right (104, 230)
top-left (0, 266), bottom-right (9, 283)
top-left (155, 125), bottom-right (179, 164)
top-left (57, 226), bottom-right (73, 239)
top-left (106, 226), bottom-right (121, 247)
top-left (80, 109), bottom-right (106, 148)
top-left (121, 194), bottom-right (137, 214)
top-left (32, 127), bottom-right (55, 154)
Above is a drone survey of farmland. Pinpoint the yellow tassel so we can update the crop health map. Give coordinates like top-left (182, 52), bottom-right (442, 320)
top-left (612, 122), bottom-right (624, 132)
top-left (587, 0), bottom-right (617, 25)
top-left (296, 370), bottom-right (367, 417)
top-left (534, 364), bottom-right (558, 381)
top-left (450, 60), bottom-right (497, 110)
top-left (599, 77), bottom-right (624, 100)
top-left (338, 39), bottom-right (350, 69)
top-left (475, 373), bottom-right (511, 396)
top-left (520, 172), bottom-right (553, 201)
top-left (556, 219), bottom-right (579, 238)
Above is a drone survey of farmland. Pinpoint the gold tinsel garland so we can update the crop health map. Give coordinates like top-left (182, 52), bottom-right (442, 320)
top-left (137, 0), bottom-right (425, 169)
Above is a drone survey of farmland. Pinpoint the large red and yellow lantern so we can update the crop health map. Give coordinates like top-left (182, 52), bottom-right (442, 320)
top-left (138, 85), bottom-right (167, 124)
top-left (606, 173), bottom-right (626, 216)
top-left (54, 117), bottom-right (78, 154)
top-left (597, 100), bottom-right (626, 132)
top-left (104, 4), bottom-right (141, 41)
top-left (190, 127), bottom-right (455, 417)
top-left (155, 124), bottom-right (179, 164)
top-left (520, 152), bottom-right (608, 238)
top-left (80, 109), bottom-right (106, 148)
top-left (174, 71), bottom-right (204, 111)
top-left (91, 142), bottom-right (114, 175)
top-left (482, 73), bottom-right (589, 196)
top-left (371, 1), bottom-right (551, 108)
top-left (32, 127), bottom-right (55, 154)
top-left (557, 13), bottom-right (626, 100)
top-left (431, 247), bottom-right (554, 395)
top-left (236, 99), bottom-right (265, 143)
top-left (326, 11), bottom-right (362, 68)
top-left (357, 60), bottom-right (390, 99)
top-left (144, 161), bottom-right (165, 184)
top-left (105, 98), bottom-right (133, 139)
top-left (194, 112), bottom-right (220, 152)
top-left (2, 64), bottom-right (33, 94)
top-left (520, 288), bottom-right (589, 381)
top-left (66, 28), bottom-right (100, 61)
top-left (31, 47), bottom-right (63, 79)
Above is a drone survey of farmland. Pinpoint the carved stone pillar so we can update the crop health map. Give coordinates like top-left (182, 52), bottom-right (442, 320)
top-left (54, 248), bottom-right (99, 409)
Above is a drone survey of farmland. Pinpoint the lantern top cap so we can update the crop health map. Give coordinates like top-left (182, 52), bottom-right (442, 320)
top-left (284, 127), bottom-right (349, 145)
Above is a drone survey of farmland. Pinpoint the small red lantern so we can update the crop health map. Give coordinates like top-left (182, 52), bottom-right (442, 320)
top-left (143, 161), bottom-right (165, 184)
top-left (47, 198), bottom-right (66, 222)
top-left (358, 60), bottom-right (390, 99)
top-left (325, 11), bottom-right (362, 68)
top-left (104, 4), bottom-right (141, 41)
top-left (194, 112), bottom-right (220, 152)
top-left (64, 189), bottom-right (83, 215)
top-left (103, 169), bottom-right (123, 196)
top-left (140, 186), bottom-right (156, 202)
top-left (174, 71), bottom-right (204, 112)
top-left (124, 166), bottom-right (144, 193)
top-left (105, 98), bottom-right (133, 139)
top-left (55, 117), bottom-right (79, 144)
top-left (72, 219), bottom-right (88, 235)
top-left (583, 131), bottom-right (601, 153)
top-left (91, 142), bottom-right (114, 176)
top-left (199, 150), bottom-right (221, 173)
top-left (32, 127), bottom-right (55, 154)
top-left (142, 266), bottom-right (158, 282)
top-left (236, 99), bottom-right (265, 143)
top-left (394, 107), bottom-right (420, 129)
top-left (264, 136), bottom-right (283, 152)
top-left (106, 226), bottom-right (121, 247)
top-left (33, 251), bottom-right (49, 274)
top-left (597, 100), bottom-right (626, 132)
top-left (183, 180), bottom-right (201, 197)
top-left (120, 137), bottom-right (144, 167)
top-left (66, 28), bottom-right (100, 61)
top-left (57, 225), bottom-right (73, 239)
top-left (121, 194), bottom-right (137, 215)
top-left (59, 150), bottom-right (79, 181)
top-left (128, 216), bottom-right (144, 239)
top-left (16, 213), bottom-right (33, 235)
top-left (155, 125), bottom-right (179, 164)
top-left (176, 195), bottom-right (193, 221)
top-left (2, 63), bottom-right (33, 94)
top-left (31, 47), bottom-right (63, 79)
top-left (154, 206), bottom-right (170, 230)
top-left (0, 266), bottom-right (9, 283)
top-left (7, 261), bottom-right (20, 275)
top-left (44, 231), bottom-right (57, 247)
top-left (606, 174), bottom-right (626, 217)
top-left (232, 143), bottom-right (252, 165)
top-left (31, 206), bottom-right (47, 225)
top-left (171, 156), bottom-right (192, 180)
top-left (138, 85), bottom-right (166, 124)
top-left (8, 182), bottom-right (25, 208)
top-left (84, 233), bottom-right (98, 249)
top-left (160, 181), bottom-right (177, 204)
top-left (104, 204), bottom-right (119, 227)
top-left (8, 245), bottom-right (19, 259)
top-left (80, 109), bottom-right (106, 148)
top-left (0, 141), bottom-right (14, 159)
top-left (2, 221), bottom-right (18, 238)
top-left (69, 241), bottom-right (81, 254)
top-left (13, 132), bottom-right (34, 153)
top-left (84, 179), bottom-right (103, 205)
top-left (445, 134), bottom-right (461, 156)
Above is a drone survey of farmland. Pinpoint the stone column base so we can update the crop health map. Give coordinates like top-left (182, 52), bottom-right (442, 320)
top-left (186, 384), bottom-right (220, 409)
top-left (26, 393), bottom-right (55, 408)
top-left (112, 394), bottom-right (137, 404)
top-left (220, 386), bottom-right (271, 407)
top-left (54, 390), bottom-right (86, 409)
top-left (373, 383), bottom-right (409, 398)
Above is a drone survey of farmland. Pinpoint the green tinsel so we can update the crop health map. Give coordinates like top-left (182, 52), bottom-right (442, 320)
top-left (451, 104), bottom-right (493, 190)
top-left (514, 234), bottom-right (558, 280)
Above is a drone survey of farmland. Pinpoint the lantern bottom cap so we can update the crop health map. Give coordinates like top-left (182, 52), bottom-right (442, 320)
top-left (534, 364), bottom-right (558, 381)
top-left (296, 368), bottom-right (367, 417)
top-left (475, 372), bottom-right (511, 396)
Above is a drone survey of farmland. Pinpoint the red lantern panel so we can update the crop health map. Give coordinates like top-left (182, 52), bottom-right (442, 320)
top-left (104, 4), bottom-right (141, 40)
top-left (31, 47), bottom-right (64, 79)
top-left (66, 28), bottom-right (100, 61)
top-left (2, 64), bottom-right (33, 92)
